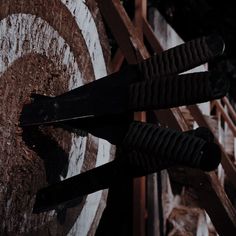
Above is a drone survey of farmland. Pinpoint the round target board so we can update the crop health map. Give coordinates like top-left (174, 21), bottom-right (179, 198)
top-left (0, 0), bottom-right (113, 235)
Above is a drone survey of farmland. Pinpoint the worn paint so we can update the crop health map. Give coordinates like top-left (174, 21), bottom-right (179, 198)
top-left (0, 1), bottom-right (111, 234)
top-left (61, 0), bottom-right (107, 79)
top-left (60, 1), bottom-right (111, 235)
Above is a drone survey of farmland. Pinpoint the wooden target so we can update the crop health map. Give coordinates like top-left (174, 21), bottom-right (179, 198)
top-left (0, 0), bottom-right (113, 235)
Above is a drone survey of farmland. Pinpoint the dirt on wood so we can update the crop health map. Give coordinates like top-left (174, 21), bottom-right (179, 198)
top-left (0, 53), bottom-right (72, 235)
top-left (0, 0), bottom-right (112, 235)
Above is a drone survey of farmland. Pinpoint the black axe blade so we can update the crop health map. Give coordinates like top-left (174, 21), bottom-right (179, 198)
top-left (20, 71), bottom-right (229, 128)
top-left (33, 161), bottom-right (122, 213)
top-left (33, 125), bottom-right (221, 213)
top-left (20, 35), bottom-right (225, 127)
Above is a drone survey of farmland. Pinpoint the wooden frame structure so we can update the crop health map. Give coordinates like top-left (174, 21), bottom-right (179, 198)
top-left (96, 0), bottom-right (236, 235)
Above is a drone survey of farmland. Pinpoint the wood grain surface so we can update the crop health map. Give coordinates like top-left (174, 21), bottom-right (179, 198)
top-left (0, 1), bottom-right (112, 235)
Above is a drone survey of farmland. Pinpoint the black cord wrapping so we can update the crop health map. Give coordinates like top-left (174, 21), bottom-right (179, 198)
top-left (129, 72), bottom-right (228, 111)
top-left (121, 122), bottom-right (207, 176)
top-left (29, 34), bottom-right (227, 213)
top-left (138, 36), bottom-right (213, 80)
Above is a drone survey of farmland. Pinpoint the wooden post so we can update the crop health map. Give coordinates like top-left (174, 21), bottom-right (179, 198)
top-left (147, 173), bottom-right (160, 236)
top-left (97, 1), bottom-right (149, 235)
top-left (143, 21), bottom-right (236, 234)
top-left (134, 0), bottom-right (147, 34)
top-left (97, 0), bottom-right (149, 64)
top-left (133, 1), bottom-right (148, 235)
top-left (168, 168), bottom-right (236, 235)
top-left (188, 104), bottom-right (236, 189)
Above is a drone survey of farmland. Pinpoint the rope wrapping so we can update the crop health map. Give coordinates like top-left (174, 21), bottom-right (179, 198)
top-left (129, 72), bottom-right (228, 111)
top-left (138, 36), bottom-right (215, 80)
top-left (121, 122), bottom-right (207, 176)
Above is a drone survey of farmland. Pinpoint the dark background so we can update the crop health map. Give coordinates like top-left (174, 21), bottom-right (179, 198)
top-left (148, 0), bottom-right (236, 105)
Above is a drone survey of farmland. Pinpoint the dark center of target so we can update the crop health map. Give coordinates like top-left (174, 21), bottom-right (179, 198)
top-left (0, 53), bottom-right (73, 232)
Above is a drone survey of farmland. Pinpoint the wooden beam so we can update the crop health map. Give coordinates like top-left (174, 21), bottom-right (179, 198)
top-left (222, 97), bottom-right (236, 122)
top-left (133, 2), bottom-right (148, 234)
top-left (134, 112), bottom-right (146, 236)
top-left (135, 0), bottom-right (147, 25)
top-left (168, 168), bottom-right (236, 236)
top-left (154, 108), bottom-right (188, 131)
top-left (147, 174), bottom-right (159, 236)
top-left (97, 0), bottom-right (149, 63)
top-left (133, 177), bottom-right (146, 236)
top-left (134, 0), bottom-right (146, 38)
top-left (143, 18), bottom-right (163, 54)
top-left (111, 48), bottom-right (124, 72)
top-left (211, 100), bottom-right (236, 136)
top-left (97, 2), bottom-right (149, 236)
top-left (188, 104), bottom-right (236, 189)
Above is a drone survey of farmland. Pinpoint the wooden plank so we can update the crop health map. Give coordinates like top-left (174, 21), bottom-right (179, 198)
top-left (143, 18), bottom-right (163, 54)
top-left (133, 2), bottom-right (159, 236)
top-left (188, 104), bottom-right (236, 189)
top-left (97, 0), bottom-right (149, 63)
top-left (135, 0), bottom-right (147, 24)
top-left (97, 2), bottom-right (149, 236)
top-left (133, 177), bottom-right (146, 236)
top-left (154, 108), bottom-right (189, 132)
top-left (205, 115), bottom-right (234, 156)
top-left (211, 100), bottom-right (236, 136)
top-left (222, 96), bottom-right (236, 121)
top-left (111, 48), bottom-right (124, 72)
top-left (147, 174), bottom-right (159, 236)
top-left (168, 168), bottom-right (236, 236)
top-left (133, 112), bottom-right (147, 236)
top-left (134, 0), bottom-right (146, 37)
top-left (225, 129), bottom-right (234, 156)
top-left (133, 0), bottom-right (148, 222)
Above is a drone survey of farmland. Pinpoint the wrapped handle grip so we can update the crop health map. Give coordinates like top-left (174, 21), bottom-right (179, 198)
top-left (138, 35), bottom-right (225, 80)
top-left (121, 122), bottom-right (221, 174)
top-left (129, 72), bottom-right (229, 111)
